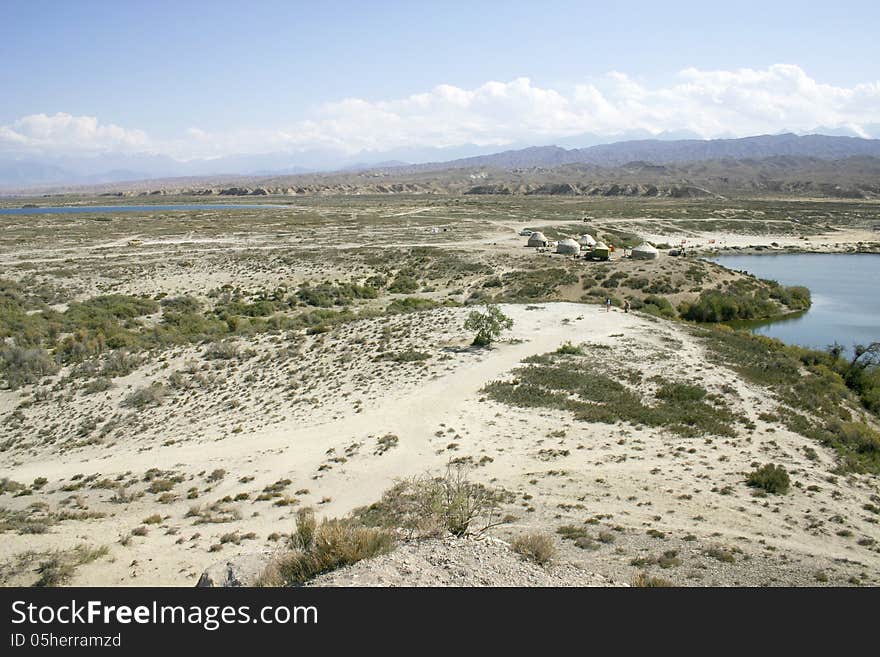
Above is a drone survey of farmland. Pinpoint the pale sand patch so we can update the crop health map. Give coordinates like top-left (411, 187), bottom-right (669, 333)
top-left (2, 303), bottom-right (878, 586)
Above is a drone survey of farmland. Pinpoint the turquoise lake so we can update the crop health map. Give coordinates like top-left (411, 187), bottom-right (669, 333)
top-left (710, 253), bottom-right (880, 352)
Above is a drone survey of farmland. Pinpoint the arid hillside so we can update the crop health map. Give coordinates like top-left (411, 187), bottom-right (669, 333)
top-left (1, 195), bottom-right (878, 587)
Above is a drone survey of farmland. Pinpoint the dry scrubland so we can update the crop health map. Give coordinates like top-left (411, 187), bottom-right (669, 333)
top-left (1, 194), bottom-right (880, 587)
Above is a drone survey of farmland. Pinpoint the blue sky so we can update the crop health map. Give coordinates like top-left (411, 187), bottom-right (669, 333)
top-left (2, 0), bottom-right (879, 160)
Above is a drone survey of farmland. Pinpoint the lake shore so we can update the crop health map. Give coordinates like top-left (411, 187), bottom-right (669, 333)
top-left (708, 252), bottom-right (880, 354)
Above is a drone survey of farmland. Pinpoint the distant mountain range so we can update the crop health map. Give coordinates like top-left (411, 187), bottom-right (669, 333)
top-left (3, 133), bottom-right (880, 192)
top-left (401, 133), bottom-right (880, 172)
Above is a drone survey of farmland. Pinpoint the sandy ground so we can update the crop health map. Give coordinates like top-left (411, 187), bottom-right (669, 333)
top-left (3, 302), bottom-right (879, 586)
top-left (2, 197), bottom-right (879, 587)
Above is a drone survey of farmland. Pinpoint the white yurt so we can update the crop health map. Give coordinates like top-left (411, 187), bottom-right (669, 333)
top-left (579, 233), bottom-right (597, 248)
top-left (527, 231), bottom-right (548, 247)
top-left (632, 242), bottom-right (660, 260)
top-left (556, 238), bottom-right (580, 255)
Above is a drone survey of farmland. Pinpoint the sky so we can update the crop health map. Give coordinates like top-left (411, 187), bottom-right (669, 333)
top-left (2, 0), bottom-right (879, 162)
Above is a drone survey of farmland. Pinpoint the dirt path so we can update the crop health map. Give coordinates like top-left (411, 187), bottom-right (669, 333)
top-left (5, 304), bottom-right (644, 517)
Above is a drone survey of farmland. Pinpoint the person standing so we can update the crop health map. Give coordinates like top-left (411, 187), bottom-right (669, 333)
top-left (605, 297), bottom-right (612, 312)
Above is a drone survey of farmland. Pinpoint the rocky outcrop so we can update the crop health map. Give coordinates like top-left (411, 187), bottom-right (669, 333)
top-left (196, 537), bottom-right (620, 588)
top-left (196, 552), bottom-right (273, 587)
top-left (305, 536), bottom-right (620, 587)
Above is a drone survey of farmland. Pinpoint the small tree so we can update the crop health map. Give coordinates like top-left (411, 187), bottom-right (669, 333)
top-left (464, 304), bottom-right (513, 347)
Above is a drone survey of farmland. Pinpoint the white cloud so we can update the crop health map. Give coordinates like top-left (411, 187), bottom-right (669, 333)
top-left (3, 65), bottom-right (879, 160)
top-left (0, 112), bottom-right (149, 154)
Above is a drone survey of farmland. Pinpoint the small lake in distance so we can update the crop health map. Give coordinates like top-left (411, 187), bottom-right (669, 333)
top-left (0, 204), bottom-right (288, 215)
top-left (710, 253), bottom-right (880, 352)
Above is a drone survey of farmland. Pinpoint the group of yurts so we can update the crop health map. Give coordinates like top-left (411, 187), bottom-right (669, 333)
top-left (525, 230), bottom-right (659, 261)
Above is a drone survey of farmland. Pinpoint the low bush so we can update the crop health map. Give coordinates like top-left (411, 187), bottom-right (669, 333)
top-left (511, 532), bottom-right (557, 565)
top-left (354, 465), bottom-right (510, 538)
top-left (258, 514), bottom-right (395, 586)
top-left (746, 463), bottom-right (790, 495)
top-left (632, 572), bottom-right (674, 587)
top-left (388, 275), bottom-right (420, 294)
top-left (33, 544), bottom-right (108, 587)
top-left (0, 346), bottom-right (59, 390)
top-left (555, 341), bottom-right (585, 356)
top-left (680, 282), bottom-right (810, 323)
top-left (483, 356), bottom-right (736, 438)
top-left (386, 297), bottom-right (441, 314)
top-left (122, 383), bottom-right (168, 409)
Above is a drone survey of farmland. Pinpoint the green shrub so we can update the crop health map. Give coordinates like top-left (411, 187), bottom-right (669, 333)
top-left (484, 357), bottom-right (735, 438)
top-left (500, 268), bottom-right (578, 301)
top-left (746, 463), bottom-right (790, 494)
top-left (386, 297), bottom-right (440, 314)
top-left (641, 295), bottom-right (676, 318)
top-left (680, 283), bottom-right (810, 323)
top-left (825, 420), bottom-right (880, 456)
top-left (65, 295), bottom-right (158, 324)
top-left (388, 275), bottom-right (420, 294)
top-left (160, 296), bottom-right (202, 313)
top-left (378, 349), bottom-right (430, 363)
top-left (297, 282), bottom-right (378, 307)
top-left (464, 304), bottom-right (513, 347)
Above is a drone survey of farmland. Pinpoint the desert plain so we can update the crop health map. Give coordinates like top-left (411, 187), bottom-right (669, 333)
top-left (2, 194), bottom-right (879, 587)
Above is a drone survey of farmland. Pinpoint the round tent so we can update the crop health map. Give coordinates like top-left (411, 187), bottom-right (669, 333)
top-left (632, 242), bottom-right (659, 260)
top-left (579, 233), bottom-right (597, 248)
top-left (527, 231), bottom-right (548, 247)
top-left (556, 238), bottom-right (580, 255)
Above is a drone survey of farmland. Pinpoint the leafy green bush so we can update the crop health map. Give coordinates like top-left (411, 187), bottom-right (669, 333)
top-left (296, 282), bottom-right (378, 307)
top-left (680, 290), bottom-right (776, 322)
top-left (386, 297), bottom-right (441, 314)
top-left (680, 282), bottom-right (810, 323)
top-left (388, 275), bottom-right (420, 294)
top-left (160, 296), bottom-right (202, 313)
top-left (825, 420), bottom-right (880, 456)
top-left (464, 304), bottom-right (513, 347)
top-left (65, 294), bottom-right (158, 325)
top-left (769, 283), bottom-right (811, 310)
top-left (641, 295), bottom-right (676, 318)
top-left (746, 463), bottom-right (790, 494)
